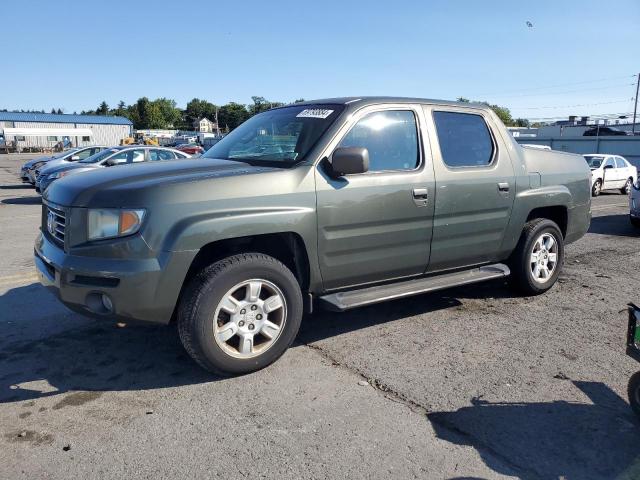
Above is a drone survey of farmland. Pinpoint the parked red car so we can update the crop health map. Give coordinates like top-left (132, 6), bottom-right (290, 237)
top-left (176, 143), bottom-right (204, 155)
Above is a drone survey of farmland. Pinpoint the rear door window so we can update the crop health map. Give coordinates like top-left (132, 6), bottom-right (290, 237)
top-left (130, 149), bottom-right (145, 163)
top-left (150, 150), bottom-right (176, 161)
top-left (615, 157), bottom-right (627, 168)
top-left (433, 111), bottom-right (494, 168)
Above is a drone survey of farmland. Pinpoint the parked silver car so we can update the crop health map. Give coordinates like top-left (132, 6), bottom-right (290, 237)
top-left (36, 145), bottom-right (191, 193)
top-left (21, 146), bottom-right (106, 185)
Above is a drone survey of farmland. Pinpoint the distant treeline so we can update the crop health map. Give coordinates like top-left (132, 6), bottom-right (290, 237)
top-left (2, 96), bottom-right (532, 129)
top-left (82, 96), bottom-right (306, 131)
top-left (1, 96), bottom-right (305, 132)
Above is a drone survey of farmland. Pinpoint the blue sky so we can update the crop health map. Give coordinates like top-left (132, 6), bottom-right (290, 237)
top-left (1, 0), bottom-right (638, 120)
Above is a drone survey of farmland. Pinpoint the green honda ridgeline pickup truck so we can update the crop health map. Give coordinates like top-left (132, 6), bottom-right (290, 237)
top-left (36, 97), bottom-right (591, 374)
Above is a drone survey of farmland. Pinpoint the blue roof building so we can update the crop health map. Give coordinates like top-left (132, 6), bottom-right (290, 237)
top-left (0, 112), bottom-right (133, 150)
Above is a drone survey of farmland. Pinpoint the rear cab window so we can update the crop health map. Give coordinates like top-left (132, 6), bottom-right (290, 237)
top-left (432, 111), bottom-right (495, 168)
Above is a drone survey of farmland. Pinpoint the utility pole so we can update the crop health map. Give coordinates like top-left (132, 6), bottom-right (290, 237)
top-left (633, 72), bottom-right (640, 135)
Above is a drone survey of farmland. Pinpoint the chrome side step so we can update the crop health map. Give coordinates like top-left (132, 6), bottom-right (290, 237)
top-left (319, 264), bottom-right (510, 312)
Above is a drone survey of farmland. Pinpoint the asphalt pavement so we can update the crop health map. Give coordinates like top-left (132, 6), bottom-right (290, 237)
top-left (1, 153), bottom-right (639, 479)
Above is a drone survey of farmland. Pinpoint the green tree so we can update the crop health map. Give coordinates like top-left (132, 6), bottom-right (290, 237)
top-left (184, 98), bottom-right (218, 130)
top-left (97, 101), bottom-right (109, 115)
top-left (218, 102), bottom-right (250, 131)
top-left (249, 96), bottom-right (284, 116)
top-left (456, 97), bottom-right (514, 126)
top-left (152, 98), bottom-right (181, 128)
top-left (112, 100), bottom-right (127, 117)
top-left (514, 118), bottom-right (530, 127)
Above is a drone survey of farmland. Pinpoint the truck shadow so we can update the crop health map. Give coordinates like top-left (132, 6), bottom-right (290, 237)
top-left (0, 184), bottom-right (34, 190)
top-left (589, 214), bottom-right (640, 237)
top-left (0, 284), bottom-right (213, 403)
top-left (0, 279), bottom-right (516, 403)
top-left (428, 381), bottom-right (640, 480)
top-left (1, 196), bottom-right (41, 205)
top-left (299, 278), bottom-right (516, 345)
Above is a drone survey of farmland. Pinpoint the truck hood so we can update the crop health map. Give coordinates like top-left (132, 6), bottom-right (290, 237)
top-left (43, 158), bottom-right (279, 207)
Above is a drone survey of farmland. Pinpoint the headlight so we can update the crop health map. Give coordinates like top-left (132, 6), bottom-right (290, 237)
top-left (87, 209), bottom-right (146, 241)
top-left (50, 170), bottom-right (77, 179)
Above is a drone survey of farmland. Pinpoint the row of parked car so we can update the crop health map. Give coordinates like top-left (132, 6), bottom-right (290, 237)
top-left (20, 145), bottom-right (193, 193)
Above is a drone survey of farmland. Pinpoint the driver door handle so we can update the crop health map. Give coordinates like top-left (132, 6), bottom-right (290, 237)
top-left (412, 188), bottom-right (428, 199)
top-left (498, 182), bottom-right (510, 192)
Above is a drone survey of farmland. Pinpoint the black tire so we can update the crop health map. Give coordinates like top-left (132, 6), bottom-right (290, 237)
top-left (631, 216), bottom-right (640, 228)
top-left (621, 178), bottom-right (633, 195)
top-left (177, 253), bottom-right (303, 375)
top-left (628, 371), bottom-right (640, 418)
top-left (592, 179), bottom-right (602, 197)
top-left (509, 218), bottom-right (564, 295)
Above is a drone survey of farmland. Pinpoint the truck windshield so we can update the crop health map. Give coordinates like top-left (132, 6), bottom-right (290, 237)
top-left (203, 104), bottom-right (344, 165)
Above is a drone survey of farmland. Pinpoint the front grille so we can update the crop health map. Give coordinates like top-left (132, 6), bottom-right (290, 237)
top-left (45, 204), bottom-right (66, 246)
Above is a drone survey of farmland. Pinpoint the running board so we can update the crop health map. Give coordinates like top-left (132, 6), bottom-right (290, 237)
top-left (319, 264), bottom-right (510, 312)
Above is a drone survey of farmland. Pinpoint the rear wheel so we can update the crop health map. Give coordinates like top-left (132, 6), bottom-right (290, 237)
top-left (621, 178), bottom-right (633, 195)
top-left (509, 218), bottom-right (564, 295)
top-left (592, 179), bottom-right (602, 197)
top-left (178, 253), bottom-right (303, 375)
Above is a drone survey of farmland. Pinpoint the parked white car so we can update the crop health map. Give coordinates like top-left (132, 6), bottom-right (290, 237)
top-left (583, 154), bottom-right (637, 197)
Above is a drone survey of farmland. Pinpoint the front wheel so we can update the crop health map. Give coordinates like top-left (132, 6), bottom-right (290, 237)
top-left (509, 218), bottom-right (564, 295)
top-left (177, 253), bottom-right (303, 375)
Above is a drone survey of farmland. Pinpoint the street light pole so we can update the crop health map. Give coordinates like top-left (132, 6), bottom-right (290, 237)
top-left (633, 72), bottom-right (640, 135)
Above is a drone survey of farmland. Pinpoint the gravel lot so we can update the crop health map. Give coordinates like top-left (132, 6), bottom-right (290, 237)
top-left (1, 153), bottom-right (639, 479)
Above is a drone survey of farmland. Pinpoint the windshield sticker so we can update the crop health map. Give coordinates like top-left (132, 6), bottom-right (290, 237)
top-left (296, 109), bottom-right (334, 119)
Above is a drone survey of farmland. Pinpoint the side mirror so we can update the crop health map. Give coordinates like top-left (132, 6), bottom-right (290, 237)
top-left (70, 155), bottom-right (80, 161)
top-left (330, 147), bottom-right (369, 176)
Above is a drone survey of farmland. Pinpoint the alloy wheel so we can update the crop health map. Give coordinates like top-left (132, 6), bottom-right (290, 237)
top-left (530, 233), bottom-right (559, 284)
top-left (213, 279), bottom-right (287, 359)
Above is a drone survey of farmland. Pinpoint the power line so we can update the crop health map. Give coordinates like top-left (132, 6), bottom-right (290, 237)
top-left (482, 83), bottom-right (635, 99)
top-left (526, 112), bottom-right (634, 121)
top-left (468, 73), bottom-right (636, 97)
top-left (514, 98), bottom-right (635, 110)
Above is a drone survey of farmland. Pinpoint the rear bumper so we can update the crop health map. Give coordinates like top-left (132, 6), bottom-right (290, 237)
top-left (34, 231), bottom-right (196, 324)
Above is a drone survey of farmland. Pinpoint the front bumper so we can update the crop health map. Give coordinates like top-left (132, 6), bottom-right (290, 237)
top-left (34, 231), bottom-right (196, 324)
top-left (37, 176), bottom-right (53, 193)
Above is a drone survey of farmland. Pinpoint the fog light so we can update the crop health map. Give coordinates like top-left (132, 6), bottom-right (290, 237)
top-left (101, 294), bottom-right (113, 312)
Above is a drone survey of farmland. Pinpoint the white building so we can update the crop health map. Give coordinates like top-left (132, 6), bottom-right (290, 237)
top-left (0, 112), bottom-right (133, 149)
top-left (193, 117), bottom-right (219, 134)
